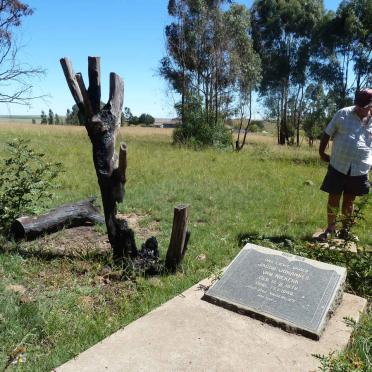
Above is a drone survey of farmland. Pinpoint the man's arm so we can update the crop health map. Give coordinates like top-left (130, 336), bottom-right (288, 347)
top-left (319, 132), bottom-right (330, 162)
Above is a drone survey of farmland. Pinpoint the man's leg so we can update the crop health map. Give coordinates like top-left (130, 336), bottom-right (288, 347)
top-left (317, 193), bottom-right (342, 241)
top-left (327, 193), bottom-right (342, 232)
top-left (341, 193), bottom-right (356, 232)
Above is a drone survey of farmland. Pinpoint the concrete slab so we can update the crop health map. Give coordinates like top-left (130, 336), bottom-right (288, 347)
top-left (56, 279), bottom-right (367, 372)
top-left (204, 243), bottom-right (347, 340)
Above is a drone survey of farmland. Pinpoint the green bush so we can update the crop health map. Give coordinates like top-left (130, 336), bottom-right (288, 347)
top-left (250, 120), bottom-right (264, 133)
top-left (0, 139), bottom-right (62, 235)
top-left (173, 108), bottom-right (232, 148)
top-left (138, 113), bottom-right (155, 125)
top-left (128, 115), bottom-right (139, 125)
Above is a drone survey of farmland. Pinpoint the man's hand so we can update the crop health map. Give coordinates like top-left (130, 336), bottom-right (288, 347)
top-left (319, 132), bottom-right (331, 162)
top-left (320, 152), bottom-right (330, 162)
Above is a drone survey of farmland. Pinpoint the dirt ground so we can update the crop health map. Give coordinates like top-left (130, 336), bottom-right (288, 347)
top-left (18, 213), bottom-right (160, 258)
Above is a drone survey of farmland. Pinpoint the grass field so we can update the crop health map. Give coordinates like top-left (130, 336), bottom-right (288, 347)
top-left (0, 123), bottom-right (371, 371)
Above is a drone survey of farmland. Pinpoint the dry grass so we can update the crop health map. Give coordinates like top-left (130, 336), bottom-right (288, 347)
top-left (0, 121), bottom-right (174, 138)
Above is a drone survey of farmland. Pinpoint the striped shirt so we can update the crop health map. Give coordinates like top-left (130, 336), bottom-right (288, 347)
top-left (325, 106), bottom-right (372, 176)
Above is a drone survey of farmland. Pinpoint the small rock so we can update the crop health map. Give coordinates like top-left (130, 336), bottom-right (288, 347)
top-left (148, 277), bottom-right (163, 288)
top-left (19, 295), bottom-right (32, 304)
top-left (304, 180), bottom-right (314, 186)
top-left (78, 296), bottom-right (94, 308)
top-left (105, 271), bottom-right (123, 281)
top-left (100, 265), bottom-right (112, 276)
top-left (196, 254), bottom-right (207, 261)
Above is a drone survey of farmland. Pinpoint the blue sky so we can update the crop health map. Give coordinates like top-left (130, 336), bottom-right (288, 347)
top-left (1, 0), bottom-right (342, 118)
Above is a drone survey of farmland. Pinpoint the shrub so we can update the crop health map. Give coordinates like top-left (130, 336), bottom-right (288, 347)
top-left (173, 107), bottom-right (232, 148)
top-left (250, 120), bottom-right (264, 133)
top-left (0, 139), bottom-right (62, 235)
top-left (138, 113), bottom-right (155, 125)
top-left (128, 115), bottom-right (139, 125)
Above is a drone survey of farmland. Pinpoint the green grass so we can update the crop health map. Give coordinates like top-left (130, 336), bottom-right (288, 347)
top-left (0, 123), bottom-right (371, 371)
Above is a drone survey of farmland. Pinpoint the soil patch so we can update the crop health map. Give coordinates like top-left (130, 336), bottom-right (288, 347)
top-left (19, 225), bottom-right (111, 258)
top-left (18, 213), bottom-right (160, 258)
top-left (119, 213), bottom-right (160, 242)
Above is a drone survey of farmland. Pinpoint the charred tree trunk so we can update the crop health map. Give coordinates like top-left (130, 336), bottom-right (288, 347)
top-left (60, 57), bottom-right (189, 270)
top-left (10, 198), bottom-right (104, 240)
top-left (60, 57), bottom-right (137, 261)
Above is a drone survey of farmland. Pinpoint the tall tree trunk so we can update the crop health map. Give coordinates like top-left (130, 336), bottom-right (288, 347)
top-left (279, 85), bottom-right (286, 145)
top-left (235, 90), bottom-right (252, 152)
top-left (296, 85), bottom-right (304, 147)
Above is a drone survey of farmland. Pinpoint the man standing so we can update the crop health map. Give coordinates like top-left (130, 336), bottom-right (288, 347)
top-left (318, 89), bottom-right (372, 241)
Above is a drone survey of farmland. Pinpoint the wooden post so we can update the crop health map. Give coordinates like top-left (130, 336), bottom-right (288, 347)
top-left (165, 204), bottom-right (190, 271)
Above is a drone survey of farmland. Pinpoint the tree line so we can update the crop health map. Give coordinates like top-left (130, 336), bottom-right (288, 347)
top-left (161, 0), bottom-right (371, 148)
top-left (37, 106), bottom-right (155, 126)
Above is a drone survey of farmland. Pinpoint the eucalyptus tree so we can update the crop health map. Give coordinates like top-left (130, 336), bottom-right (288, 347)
top-left (314, 0), bottom-right (371, 107)
top-left (302, 84), bottom-right (329, 146)
top-left (225, 4), bottom-right (261, 151)
top-left (161, 0), bottom-right (232, 122)
top-left (160, 0), bottom-right (260, 146)
top-left (251, 0), bottom-right (324, 145)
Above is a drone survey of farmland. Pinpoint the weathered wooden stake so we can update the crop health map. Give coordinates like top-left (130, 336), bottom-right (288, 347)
top-left (165, 204), bottom-right (190, 271)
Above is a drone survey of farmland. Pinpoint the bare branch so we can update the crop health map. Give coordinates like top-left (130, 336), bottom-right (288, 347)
top-left (108, 72), bottom-right (124, 120)
top-left (88, 56), bottom-right (101, 114)
top-left (75, 72), bottom-right (93, 119)
top-left (60, 57), bottom-right (85, 113)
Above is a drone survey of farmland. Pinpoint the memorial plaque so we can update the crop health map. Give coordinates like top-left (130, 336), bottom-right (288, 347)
top-left (203, 243), bottom-right (346, 340)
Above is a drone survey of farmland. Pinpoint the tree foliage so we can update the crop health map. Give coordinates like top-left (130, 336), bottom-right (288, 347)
top-left (48, 109), bottom-right (54, 124)
top-left (252, 0), bottom-right (325, 145)
top-left (160, 0), bottom-right (370, 148)
top-left (313, 0), bottom-right (372, 108)
top-left (138, 113), bottom-right (155, 125)
top-left (161, 0), bottom-right (260, 147)
top-left (40, 110), bottom-right (47, 124)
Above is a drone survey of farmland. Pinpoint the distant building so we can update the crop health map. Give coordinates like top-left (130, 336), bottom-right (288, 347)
top-left (153, 118), bottom-right (181, 128)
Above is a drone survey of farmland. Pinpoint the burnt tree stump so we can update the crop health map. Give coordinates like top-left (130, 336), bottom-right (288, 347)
top-left (60, 56), bottom-right (190, 270)
top-left (60, 57), bottom-right (136, 261)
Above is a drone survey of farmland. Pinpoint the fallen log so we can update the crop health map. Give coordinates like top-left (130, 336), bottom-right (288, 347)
top-left (10, 197), bottom-right (104, 240)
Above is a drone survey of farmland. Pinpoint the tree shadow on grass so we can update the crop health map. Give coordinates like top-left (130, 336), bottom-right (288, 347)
top-left (1, 225), bottom-right (181, 281)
